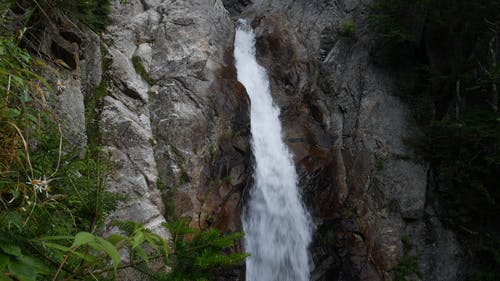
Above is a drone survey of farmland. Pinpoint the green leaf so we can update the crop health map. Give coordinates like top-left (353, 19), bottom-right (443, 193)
top-left (42, 242), bottom-right (95, 262)
top-left (38, 235), bottom-right (74, 241)
top-left (42, 242), bottom-right (72, 253)
top-left (0, 212), bottom-right (23, 231)
top-left (1, 108), bottom-right (20, 118)
top-left (10, 75), bottom-right (24, 86)
top-left (94, 237), bottom-right (120, 273)
top-left (27, 71), bottom-right (52, 93)
top-left (18, 52), bottom-right (30, 63)
top-left (8, 190), bottom-right (19, 201)
top-left (0, 245), bottom-right (21, 257)
top-left (134, 246), bottom-right (149, 267)
top-left (159, 236), bottom-right (169, 258)
top-left (17, 256), bottom-right (49, 275)
top-left (19, 88), bottom-right (31, 102)
top-left (0, 273), bottom-right (12, 281)
top-left (72, 232), bottom-right (95, 248)
top-left (8, 260), bottom-right (35, 281)
top-left (144, 233), bottom-right (159, 251)
top-left (26, 113), bottom-right (38, 124)
top-left (0, 253), bottom-right (10, 270)
top-left (106, 234), bottom-right (127, 246)
top-left (131, 231), bottom-right (145, 249)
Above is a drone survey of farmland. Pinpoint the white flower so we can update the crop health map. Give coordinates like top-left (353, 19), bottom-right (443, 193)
top-left (27, 176), bottom-right (52, 197)
top-left (56, 80), bottom-right (65, 94)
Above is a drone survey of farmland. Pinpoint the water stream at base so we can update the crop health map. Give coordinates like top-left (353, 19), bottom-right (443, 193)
top-left (234, 20), bottom-right (312, 281)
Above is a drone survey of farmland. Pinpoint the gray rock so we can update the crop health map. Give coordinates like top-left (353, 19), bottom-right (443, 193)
top-left (133, 43), bottom-right (153, 71)
top-left (49, 78), bottom-right (87, 152)
top-left (405, 213), bottom-right (463, 281)
top-left (41, 22), bottom-right (100, 153)
top-left (100, 0), bottom-right (251, 243)
top-left (146, 0), bottom-right (251, 232)
top-left (80, 25), bottom-right (102, 94)
top-left (100, 0), bottom-right (165, 236)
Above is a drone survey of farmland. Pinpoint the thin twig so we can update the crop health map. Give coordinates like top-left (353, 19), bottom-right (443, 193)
top-left (22, 188), bottom-right (37, 229)
top-left (27, 240), bottom-right (74, 275)
top-left (88, 271), bottom-right (99, 281)
top-left (90, 153), bottom-right (100, 233)
top-left (53, 246), bottom-right (80, 281)
top-left (5, 75), bottom-right (11, 105)
top-left (6, 121), bottom-right (33, 179)
top-left (92, 253), bottom-right (166, 274)
top-left (32, 0), bottom-right (51, 22)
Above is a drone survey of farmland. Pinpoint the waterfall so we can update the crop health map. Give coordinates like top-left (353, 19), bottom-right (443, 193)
top-left (234, 20), bottom-right (312, 281)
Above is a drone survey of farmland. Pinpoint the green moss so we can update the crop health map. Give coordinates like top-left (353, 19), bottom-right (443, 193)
top-left (339, 21), bottom-right (357, 37)
top-left (222, 175), bottom-right (232, 184)
top-left (85, 81), bottom-right (107, 146)
top-left (132, 56), bottom-right (154, 85)
top-left (394, 256), bottom-right (421, 281)
top-left (84, 45), bottom-right (109, 147)
top-left (394, 237), bottom-right (422, 281)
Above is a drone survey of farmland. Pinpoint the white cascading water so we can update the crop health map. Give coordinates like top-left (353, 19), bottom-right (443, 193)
top-left (234, 20), bottom-right (312, 281)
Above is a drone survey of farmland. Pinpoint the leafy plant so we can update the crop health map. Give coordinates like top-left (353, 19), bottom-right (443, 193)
top-left (0, 231), bottom-right (50, 281)
top-left (40, 0), bottom-right (112, 32)
top-left (164, 219), bottom-right (248, 281)
top-left (368, 0), bottom-right (419, 44)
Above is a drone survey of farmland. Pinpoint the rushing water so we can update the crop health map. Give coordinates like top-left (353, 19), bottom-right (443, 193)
top-left (234, 20), bottom-right (312, 281)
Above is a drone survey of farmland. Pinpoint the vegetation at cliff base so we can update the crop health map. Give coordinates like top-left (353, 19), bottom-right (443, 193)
top-left (370, 0), bottom-right (500, 280)
top-left (0, 1), bottom-right (246, 280)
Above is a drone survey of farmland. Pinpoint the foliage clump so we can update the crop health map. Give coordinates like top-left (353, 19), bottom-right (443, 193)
top-left (370, 0), bottom-right (500, 279)
top-left (132, 56), bottom-right (155, 85)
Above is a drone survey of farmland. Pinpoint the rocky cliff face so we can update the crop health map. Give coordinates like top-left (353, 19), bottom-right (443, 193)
top-left (98, 0), bottom-right (252, 237)
top-left (229, 0), bottom-right (463, 280)
top-left (49, 0), bottom-right (464, 280)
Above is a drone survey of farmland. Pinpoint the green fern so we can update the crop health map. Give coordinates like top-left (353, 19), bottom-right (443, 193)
top-left (165, 219), bottom-right (248, 281)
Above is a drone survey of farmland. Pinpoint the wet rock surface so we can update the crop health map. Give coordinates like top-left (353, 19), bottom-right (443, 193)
top-left (228, 0), bottom-right (464, 280)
